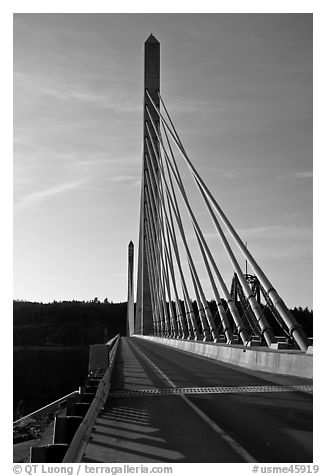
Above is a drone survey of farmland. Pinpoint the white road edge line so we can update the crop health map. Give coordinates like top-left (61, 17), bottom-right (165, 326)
top-left (128, 338), bottom-right (257, 463)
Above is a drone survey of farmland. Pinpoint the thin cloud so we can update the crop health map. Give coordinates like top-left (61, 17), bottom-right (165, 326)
top-left (216, 169), bottom-right (256, 180)
top-left (184, 225), bottom-right (311, 242)
top-left (237, 224), bottom-right (312, 241)
top-left (188, 164), bottom-right (257, 180)
top-left (191, 225), bottom-right (312, 262)
top-left (14, 179), bottom-right (87, 210)
top-left (37, 274), bottom-right (64, 281)
top-left (294, 171), bottom-right (313, 179)
top-left (181, 225), bottom-right (311, 256)
top-left (277, 170), bottom-right (313, 180)
top-left (106, 175), bottom-right (138, 183)
top-left (131, 179), bottom-right (141, 188)
top-left (15, 71), bottom-right (141, 113)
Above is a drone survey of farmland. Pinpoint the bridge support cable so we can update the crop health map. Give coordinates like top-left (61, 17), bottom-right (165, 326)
top-left (188, 264), bottom-right (211, 341)
top-left (145, 219), bottom-right (160, 335)
top-left (157, 168), bottom-right (177, 337)
top-left (160, 214), bottom-right (179, 338)
top-left (149, 104), bottom-right (275, 348)
top-left (162, 253), bottom-right (178, 338)
top-left (146, 214), bottom-right (169, 337)
top-left (145, 152), bottom-right (188, 338)
top-left (145, 150), bottom-right (188, 338)
top-left (160, 120), bottom-right (243, 345)
top-left (258, 283), bottom-right (292, 339)
top-left (145, 144), bottom-right (196, 339)
top-left (195, 178), bottom-right (276, 348)
top-left (143, 146), bottom-right (167, 334)
top-left (157, 142), bottom-right (184, 339)
top-left (153, 122), bottom-right (249, 345)
top-left (148, 102), bottom-right (249, 346)
top-left (158, 130), bottom-right (218, 343)
top-left (163, 205), bottom-right (188, 338)
top-left (145, 136), bottom-right (200, 340)
top-left (147, 107), bottom-right (250, 346)
top-left (161, 210), bottom-right (187, 339)
top-left (194, 229), bottom-right (233, 344)
top-left (156, 184), bottom-right (171, 337)
top-left (147, 126), bottom-right (217, 342)
top-left (144, 198), bottom-right (168, 336)
top-left (145, 237), bottom-right (159, 335)
top-left (162, 169), bottom-right (198, 340)
top-left (144, 177), bottom-right (170, 337)
top-left (145, 160), bottom-right (174, 337)
top-left (146, 129), bottom-right (213, 341)
top-left (167, 194), bottom-right (218, 341)
top-left (159, 215), bottom-right (178, 337)
top-left (143, 218), bottom-right (161, 334)
top-left (147, 97), bottom-right (274, 347)
top-left (154, 201), bottom-right (173, 338)
top-left (146, 90), bottom-right (310, 352)
top-left (161, 156), bottom-right (212, 341)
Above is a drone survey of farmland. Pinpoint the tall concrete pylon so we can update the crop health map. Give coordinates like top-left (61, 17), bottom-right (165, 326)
top-left (135, 34), bottom-right (160, 335)
top-left (127, 241), bottom-right (135, 336)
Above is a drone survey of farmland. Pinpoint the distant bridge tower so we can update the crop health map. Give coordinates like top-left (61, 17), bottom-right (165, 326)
top-left (135, 34), bottom-right (160, 335)
top-left (127, 241), bottom-right (135, 336)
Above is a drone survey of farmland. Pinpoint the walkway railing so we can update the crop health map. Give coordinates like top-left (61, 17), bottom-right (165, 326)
top-left (62, 334), bottom-right (120, 463)
top-left (13, 390), bottom-right (79, 428)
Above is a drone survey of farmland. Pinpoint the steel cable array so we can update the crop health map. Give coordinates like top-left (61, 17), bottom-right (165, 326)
top-left (141, 89), bottom-right (310, 351)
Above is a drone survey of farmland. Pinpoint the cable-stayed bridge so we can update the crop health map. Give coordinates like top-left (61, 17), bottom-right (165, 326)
top-left (16, 35), bottom-right (312, 464)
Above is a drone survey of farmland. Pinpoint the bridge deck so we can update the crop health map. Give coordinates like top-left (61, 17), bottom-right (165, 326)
top-left (81, 337), bottom-right (312, 463)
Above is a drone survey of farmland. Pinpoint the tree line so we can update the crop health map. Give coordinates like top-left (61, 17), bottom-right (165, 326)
top-left (13, 299), bottom-right (127, 347)
top-left (13, 299), bottom-right (312, 348)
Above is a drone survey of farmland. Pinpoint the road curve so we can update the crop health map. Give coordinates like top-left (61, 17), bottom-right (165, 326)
top-left (81, 336), bottom-right (313, 463)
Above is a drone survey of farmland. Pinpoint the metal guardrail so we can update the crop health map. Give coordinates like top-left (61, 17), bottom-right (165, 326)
top-left (15, 337), bottom-right (119, 428)
top-left (62, 334), bottom-right (120, 463)
top-left (106, 334), bottom-right (120, 347)
top-left (13, 390), bottom-right (79, 428)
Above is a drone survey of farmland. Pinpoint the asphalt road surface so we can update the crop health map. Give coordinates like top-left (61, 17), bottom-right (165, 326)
top-left (81, 337), bottom-right (313, 463)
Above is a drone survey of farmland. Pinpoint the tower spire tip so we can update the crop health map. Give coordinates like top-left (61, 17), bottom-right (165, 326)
top-left (145, 33), bottom-right (159, 44)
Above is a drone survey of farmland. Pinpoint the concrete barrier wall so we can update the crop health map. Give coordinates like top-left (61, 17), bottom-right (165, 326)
top-left (133, 335), bottom-right (313, 379)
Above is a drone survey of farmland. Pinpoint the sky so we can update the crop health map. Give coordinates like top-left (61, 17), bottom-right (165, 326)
top-left (13, 13), bottom-right (313, 308)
